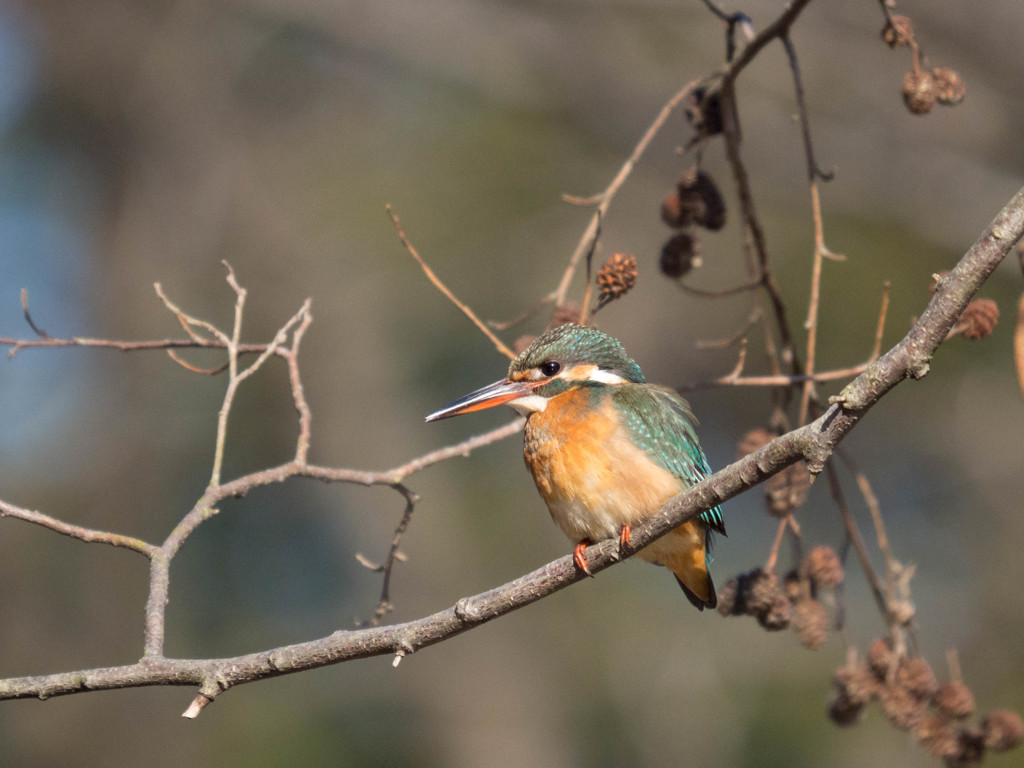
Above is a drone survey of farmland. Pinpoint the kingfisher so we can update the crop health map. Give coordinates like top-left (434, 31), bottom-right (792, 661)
top-left (425, 323), bottom-right (725, 610)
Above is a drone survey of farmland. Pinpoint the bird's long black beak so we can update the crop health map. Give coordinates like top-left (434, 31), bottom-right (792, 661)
top-left (425, 378), bottom-right (539, 422)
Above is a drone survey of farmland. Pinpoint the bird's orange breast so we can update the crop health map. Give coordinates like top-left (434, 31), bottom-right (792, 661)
top-left (522, 386), bottom-right (686, 544)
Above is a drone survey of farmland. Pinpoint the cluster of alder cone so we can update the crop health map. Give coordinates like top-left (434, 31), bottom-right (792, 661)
top-left (657, 163), bottom-right (726, 281)
top-left (832, 639), bottom-right (1023, 766)
top-left (720, 431), bottom-right (1021, 767)
top-left (883, 14), bottom-right (967, 116)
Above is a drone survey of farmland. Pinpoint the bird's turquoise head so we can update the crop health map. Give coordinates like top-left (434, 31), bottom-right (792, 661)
top-left (426, 324), bottom-right (645, 421)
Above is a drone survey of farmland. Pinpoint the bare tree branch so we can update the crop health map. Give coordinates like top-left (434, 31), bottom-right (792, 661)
top-left (3, 184), bottom-right (1020, 709)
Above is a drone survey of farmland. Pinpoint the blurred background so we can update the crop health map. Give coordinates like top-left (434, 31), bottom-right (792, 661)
top-left (1, 0), bottom-right (1022, 766)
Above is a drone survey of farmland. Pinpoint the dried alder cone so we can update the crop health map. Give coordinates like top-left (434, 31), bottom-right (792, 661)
top-left (681, 169), bottom-right (726, 231)
top-left (866, 636), bottom-right (896, 677)
top-left (932, 67), bottom-right (967, 106)
top-left (828, 641), bottom-right (1024, 766)
top-left (736, 427), bottom-right (772, 458)
top-left (934, 682), bottom-right (977, 721)
top-left (884, 13), bottom-right (967, 116)
top-left (718, 558), bottom-right (839, 650)
top-left (903, 71), bottom-right (938, 115)
top-left (802, 545), bottom-right (844, 588)
top-left (549, 301), bottom-right (583, 330)
top-left (897, 657), bottom-right (939, 699)
top-left (958, 299), bottom-right (999, 339)
top-left (791, 598), bottom-right (829, 649)
top-left (764, 461), bottom-right (812, 517)
top-left (684, 86), bottom-right (723, 139)
top-left (596, 253), bottom-right (637, 307)
top-left (902, 68), bottom-right (966, 115)
top-left (660, 168), bottom-right (726, 230)
top-left (982, 711), bottom-right (1024, 753)
top-left (918, 715), bottom-right (960, 759)
top-left (657, 161), bottom-right (724, 284)
top-left (659, 233), bottom-right (701, 278)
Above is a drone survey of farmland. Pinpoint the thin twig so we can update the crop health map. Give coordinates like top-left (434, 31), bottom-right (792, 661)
top-left (678, 277), bottom-right (763, 298)
top-left (699, 0), bottom-right (735, 24)
top-left (695, 305), bottom-right (761, 350)
top-left (287, 307), bottom-right (315, 465)
top-left (487, 294), bottom-right (553, 332)
top-left (698, 0), bottom-right (753, 63)
top-left (165, 350), bottom-right (229, 375)
top-left (173, 310), bottom-right (206, 344)
top-left (720, 338), bottom-right (749, 381)
top-left (387, 205), bottom-right (515, 360)
top-left (296, 419), bottom-right (524, 487)
top-left (554, 79), bottom-right (704, 307)
top-left (356, 486), bottom-right (420, 627)
top-left (686, 361), bottom-right (869, 390)
top-left (1014, 292), bottom-right (1024, 399)
top-left (782, 35), bottom-right (834, 183)
top-left (870, 282), bottom-right (891, 361)
top-left (154, 283), bottom-right (229, 345)
top-left (824, 463), bottom-right (889, 618)
top-left (764, 516), bottom-right (789, 573)
top-left (718, 86), bottom-right (802, 385)
top-left (0, 499), bottom-right (157, 557)
top-left (20, 289), bottom-right (51, 339)
top-left (781, 34), bottom-right (845, 429)
top-left (579, 211), bottom-right (602, 323)
top-left (946, 649), bottom-right (963, 684)
top-left (2, 335), bottom-right (275, 360)
top-left (689, 281), bottom-right (890, 389)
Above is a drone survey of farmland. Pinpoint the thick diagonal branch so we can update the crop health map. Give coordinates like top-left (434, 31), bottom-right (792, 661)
top-left (2, 186), bottom-right (1021, 707)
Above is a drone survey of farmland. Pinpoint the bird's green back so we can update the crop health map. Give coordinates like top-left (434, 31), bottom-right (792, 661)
top-left (611, 384), bottom-right (726, 536)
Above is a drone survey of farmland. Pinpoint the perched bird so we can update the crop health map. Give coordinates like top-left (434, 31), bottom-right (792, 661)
top-left (426, 323), bottom-right (725, 609)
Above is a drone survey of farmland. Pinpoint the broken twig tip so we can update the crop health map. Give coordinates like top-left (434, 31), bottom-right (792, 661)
top-left (182, 693), bottom-right (212, 719)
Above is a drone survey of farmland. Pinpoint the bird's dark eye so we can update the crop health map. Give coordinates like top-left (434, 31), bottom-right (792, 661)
top-left (540, 360), bottom-right (561, 377)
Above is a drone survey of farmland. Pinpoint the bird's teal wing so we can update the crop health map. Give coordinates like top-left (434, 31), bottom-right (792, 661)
top-left (612, 384), bottom-right (726, 536)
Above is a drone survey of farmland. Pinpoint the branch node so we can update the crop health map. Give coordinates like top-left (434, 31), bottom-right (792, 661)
top-left (392, 637), bottom-right (415, 667)
top-left (455, 597), bottom-right (484, 624)
top-left (909, 360), bottom-right (931, 380)
top-left (805, 455), bottom-right (827, 476)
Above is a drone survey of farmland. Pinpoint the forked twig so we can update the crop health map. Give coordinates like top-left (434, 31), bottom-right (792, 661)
top-left (356, 485), bottom-right (420, 627)
top-left (554, 79), bottom-right (704, 307)
top-left (696, 306), bottom-right (762, 350)
top-left (689, 280), bottom-right (891, 389)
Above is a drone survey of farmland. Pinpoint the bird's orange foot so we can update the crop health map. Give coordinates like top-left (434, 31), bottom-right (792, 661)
top-left (573, 539), bottom-right (594, 577)
top-left (619, 524), bottom-right (632, 550)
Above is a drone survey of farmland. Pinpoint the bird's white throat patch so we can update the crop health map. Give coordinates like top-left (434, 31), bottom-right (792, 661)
top-left (508, 394), bottom-right (548, 415)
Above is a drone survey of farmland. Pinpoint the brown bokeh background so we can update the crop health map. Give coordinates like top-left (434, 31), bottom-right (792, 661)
top-left (1, 1), bottom-right (1023, 766)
